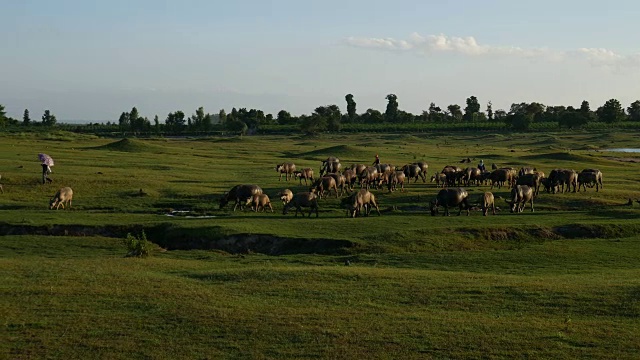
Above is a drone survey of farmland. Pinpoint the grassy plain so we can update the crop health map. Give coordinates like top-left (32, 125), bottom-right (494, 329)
top-left (1, 130), bottom-right (640, 359)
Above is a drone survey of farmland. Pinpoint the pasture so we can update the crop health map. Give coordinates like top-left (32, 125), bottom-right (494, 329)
top-left (1, 130), bottom-right (640, 359)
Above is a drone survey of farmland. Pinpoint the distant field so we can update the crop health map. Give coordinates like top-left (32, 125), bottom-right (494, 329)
top-left (1, 130), bottom-right (640, 359)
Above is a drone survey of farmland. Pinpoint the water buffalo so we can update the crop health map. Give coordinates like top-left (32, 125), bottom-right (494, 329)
top-left (413, 161), bottom-right (429, 182)
top-left (350, 164), bottom-right (367, 177)
top-left (462, 167), bottom-right (482, 186)
top-left (50, 187), bottom-right (73, 210)
top-left (341, 189), bottom-right (381, 218)
top-left (375, 163), bottom-right (394, 175)
top-left (220, 184), bottom-right (263, 211)
top-left (430, 188), bottom-right (470, 216)
top-left (482, 192), bottom-right (496, 216)
top-left (387, 171), bottom-right (406, 192)
top-left (441, 165), bottom-right (464, 186)
top-left (249, 193), bottom-right (274, 212)
top-left (320, 160), bottom-right (341, 176)
top-left (326, 173), bottom-right (351, 196)
top-left (310, 176), bottom-right (339, 198)
top-left (489, 169), bottom-right (511, 190)
top-left (578, 169), bottom-right (603, 192)
top-left (549, 169), bottom-right (577, 193)
top-left (516, 173), bottom-right (543, 197)
top-left (359, 166), bottom-right (379, 189)
top-left (505, 185), bottom-right (534, 213)
top-left (342, 169), bottom-right (358, 190)
top-left (283, 192), bottom-right (319, 218)
top-left (402, 163), bottom-right (422, 183)
top-left (293, 168), bottom-right (315, 186)
top-left (431, 172), bottom-right (447, 188)
top-left (279, 189), bottom-right (293, 205)
top-left (518, 167), bottom-right (536, 177)
top-left (276, 162), bottom-right (296, 181)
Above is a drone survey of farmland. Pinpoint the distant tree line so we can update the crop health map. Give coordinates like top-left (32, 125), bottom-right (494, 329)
top-left (2, 95), bottom-right (640, 135)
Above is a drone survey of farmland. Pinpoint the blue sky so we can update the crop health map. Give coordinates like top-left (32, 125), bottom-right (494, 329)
top-left (2, 0), bottom-right (640, 121)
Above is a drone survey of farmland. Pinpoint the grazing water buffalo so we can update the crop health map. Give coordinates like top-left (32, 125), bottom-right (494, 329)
top-left (220, 184), bottom-right (263, 211)
top-left (430, 188), bottom-right (470, 216)
top-left (293, 168), bottom-right (315, 186)
top-left (283, 192), bottom-right (319, 217)
top-left (311, 176), bottom-right (340, 198)
top-left (342, 189), bottom-right (381, 217)
top-left (578, 169), bottom-right (603, 192)
top-left (276, 162), bottom-right (296, 181)
top-left (540, 177), bottom-right (558, 194)
top-left (359, 166), bottom-right (379, 189)
top-left (506, 185), bottom-right (534, 213)
top-left (431, 172), bottom-right (447, 188)
top-left (279, 189), bottom-right (293, 205)
top-left (482, 192), bottom-right (496, 216)
top-left (50, 187), bottom-right (73, 210)
top-left (249, 193), bottom-right (274, 212)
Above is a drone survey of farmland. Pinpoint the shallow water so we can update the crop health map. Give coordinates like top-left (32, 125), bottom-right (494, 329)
top-left (605, 148), bottom-right (640, 153)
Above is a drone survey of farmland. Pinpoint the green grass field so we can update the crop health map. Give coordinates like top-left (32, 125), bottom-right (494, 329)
top-left (1, 130), bottom-right (640, 359)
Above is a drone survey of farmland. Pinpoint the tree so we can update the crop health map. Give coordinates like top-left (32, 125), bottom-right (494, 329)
top-left (385, 94), bottom-right (399, 122)
top-left (627, 100), bottom-right (640, 122)
top-left (463, 96), bottom-right (481, 121)
top-left (427, 102), bottom-right (443, 122)
top-left (558, 107), bottom-right (589, 129)
top-left (225, 119), bottom-right (248, 135)
top-left (42, 110), bottom-right (57, 126)
top-left (310, 105), bottom-right (341, 132)
top-left (447, 104), bottom-right (463, 121)
top-left (218, 109), bottom-right (227, 125)
top-left (300, 113), bottom-right (327, 135)
top-left (23, 109), bottom-right (31, 126)
top-left (277, 110), bottom-right (294, 125)
top-left (153, 115), bottom-right (160, 134)
top-left (0, 104), bottom-right (6, 127)
top-left (165, 111), bottom-right (186, 133)
top-left (118, 112), bottom-right (130, 131)
top-left (596, 99), bottom-right (626, 123)
top-left (345, 94), bottom-right (357, 122)
top-left (578, 100), bottom-right (596, 124)
top-left (486, 101), bottom-right (493, 121)
top-left (360, 108), bottom-right (384, 124)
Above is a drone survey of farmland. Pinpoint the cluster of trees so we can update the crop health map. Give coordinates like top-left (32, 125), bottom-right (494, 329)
top-left (0, 105), bottom-right (57, 127)
top-left (2, 95), bottom-right (640, 134)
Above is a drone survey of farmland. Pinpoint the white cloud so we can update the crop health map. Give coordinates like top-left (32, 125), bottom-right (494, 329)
top-left (345, 33), bottom-right (640, 68)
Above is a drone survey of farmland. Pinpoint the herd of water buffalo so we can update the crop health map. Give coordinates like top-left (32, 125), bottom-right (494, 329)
top-left (218, 156), bottom-right (604, 218)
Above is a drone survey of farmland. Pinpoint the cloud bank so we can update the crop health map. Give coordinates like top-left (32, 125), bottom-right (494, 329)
top-left (345, 33), bottom-right (640, 67)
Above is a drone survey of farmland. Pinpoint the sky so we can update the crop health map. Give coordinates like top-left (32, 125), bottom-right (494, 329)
top-left (2, 0), bottom-right (640, 122)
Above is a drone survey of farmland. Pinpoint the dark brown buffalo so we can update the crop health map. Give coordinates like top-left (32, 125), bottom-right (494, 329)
top-left (402, 163), bottom-right (422, 183)
top-left (310, 176), bottom-right (339, 198)
top-left (516, 173), bottom-right (543, 196)
top-left (430, 188), bottom-right (470, 216)
top-left (276, 162), bottom-right (296, 181)
top-left (489, 169), bottom-right (511, 189)
top-left (441, 165), bottom-right (464, 186)
top-left (341, 189), bottom-right (381, 217)
top-left (506, 185), bottom-right (534, 213)
top-left (220, 184), bottom-right (263, 211)
top-left (283, 192), bottom-right (319, 217)
top-left (578, 169), bottom-right (603, 192)
top-left (462, 167), bottom-right (482, 186)
top-left (359, 166), bottom-right (379, 189)
top-left (549, 169), bottom-right (577, 193)
top-left (518, 167), bottom-right (536, 177)
top-left (413, 161), bottom-right (429, 182)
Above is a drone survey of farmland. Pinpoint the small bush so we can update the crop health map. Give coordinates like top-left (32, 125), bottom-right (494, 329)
top-left (123, 230), bottom-right (151, 258)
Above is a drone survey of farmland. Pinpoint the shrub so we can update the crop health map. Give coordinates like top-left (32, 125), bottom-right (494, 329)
top-left (123, 230), bottom-right (151, 258)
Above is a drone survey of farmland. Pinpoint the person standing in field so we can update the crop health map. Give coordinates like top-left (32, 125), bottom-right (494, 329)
top-left (42, 163), bottom-right (52, 184)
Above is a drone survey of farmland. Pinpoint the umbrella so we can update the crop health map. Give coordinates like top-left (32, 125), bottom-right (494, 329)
top-left (38, 153), bottom-right (54, 166)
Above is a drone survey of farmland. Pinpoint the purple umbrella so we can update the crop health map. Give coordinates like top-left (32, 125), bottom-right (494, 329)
top-left (38, 153), bottom-right (54, 166)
